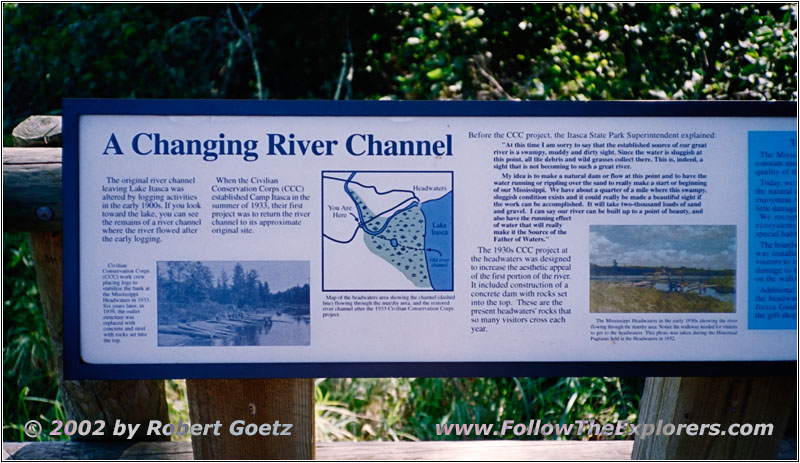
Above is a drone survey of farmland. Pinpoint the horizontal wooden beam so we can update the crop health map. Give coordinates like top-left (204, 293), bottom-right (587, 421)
top-left (2, 440), bottom-right (637, 461)
top-left (317, 440), bottom-right (635, 460)
top-left (3, 441), bottom-right (191, 460)
top-left (3, 147), bottom-right (62, 232)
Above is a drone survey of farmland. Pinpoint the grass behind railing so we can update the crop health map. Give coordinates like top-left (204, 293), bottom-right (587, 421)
top-left (3, 233), bottom-right (67, 441)
top-left (315, 377), bottom-right (642, 442)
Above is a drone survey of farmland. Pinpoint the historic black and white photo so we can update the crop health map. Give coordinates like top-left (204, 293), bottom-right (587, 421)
top-left (157, 261), bottom-right (310, 346)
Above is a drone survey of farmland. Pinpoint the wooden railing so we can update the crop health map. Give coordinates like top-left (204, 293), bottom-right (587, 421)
top-left (2, 116), bottom-right (795, 460)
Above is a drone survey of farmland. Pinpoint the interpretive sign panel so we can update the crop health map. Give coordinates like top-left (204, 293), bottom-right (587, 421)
top-left (63, 100), bottom-right (796, 379)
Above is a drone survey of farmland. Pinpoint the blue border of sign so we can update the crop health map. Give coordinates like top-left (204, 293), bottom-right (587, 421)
top-left (62, 99), bottom-right (796, 380)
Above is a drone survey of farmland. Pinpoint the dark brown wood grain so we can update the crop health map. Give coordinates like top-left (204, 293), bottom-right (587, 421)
top-left (3, 148), bottom-right (62, 232)
top-left (632, 376), bottom-right (794, 459)
top-left (186, 378), bottom-right (314, 459)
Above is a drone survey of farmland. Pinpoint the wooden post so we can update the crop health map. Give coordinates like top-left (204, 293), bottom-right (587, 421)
top-left (186, 379), bottom-right (314, 459)
top-left (632, 376), bottom-right (794, 459)
top-left (27, 231), bottom-right (170, 441)
top-left (7, 117), bottom-right (170, 441)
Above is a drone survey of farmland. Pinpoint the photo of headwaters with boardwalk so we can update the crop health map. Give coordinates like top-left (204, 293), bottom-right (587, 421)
top-left (157, 261), bottom-right (310, 346)
top-left (590, 225), bottom-right (736, 313)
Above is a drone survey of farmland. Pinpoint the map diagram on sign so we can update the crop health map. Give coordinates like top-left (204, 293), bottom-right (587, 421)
top-left (322, 171), bottom-right (453, 291)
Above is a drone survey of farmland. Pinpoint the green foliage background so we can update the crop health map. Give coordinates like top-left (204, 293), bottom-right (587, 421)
top-left (3, 233), bottom-right (64, 440)
top-left (4, 3), bottom-right (796, 133)
top-left (3, 2), bottom-right (796, 442)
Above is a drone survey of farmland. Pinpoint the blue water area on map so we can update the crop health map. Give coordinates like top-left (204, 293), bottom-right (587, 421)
top-left (421, 191), bottom-right (453, 291)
